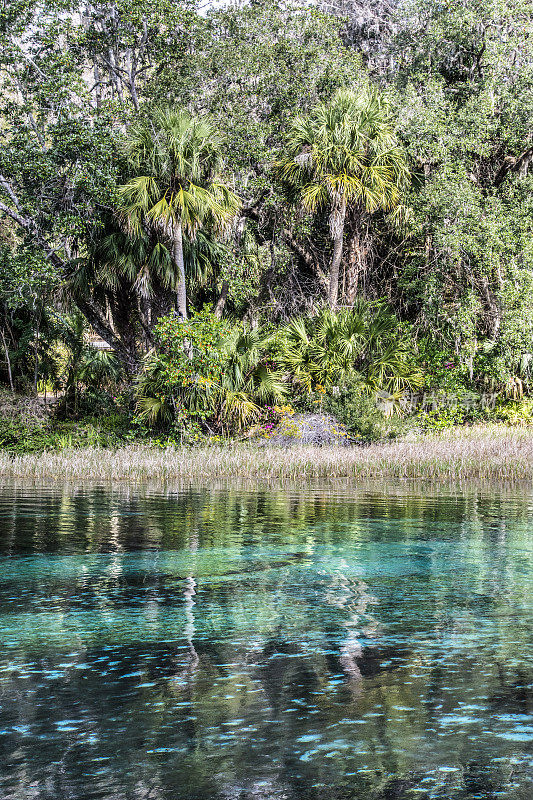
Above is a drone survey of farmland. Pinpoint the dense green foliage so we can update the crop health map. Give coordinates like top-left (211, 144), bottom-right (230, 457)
top-left (1, 0), bottom-right (533, 442)
top-left (278, 301), bottom-right (422, 393)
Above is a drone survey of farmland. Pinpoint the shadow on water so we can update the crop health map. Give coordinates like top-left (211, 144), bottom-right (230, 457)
top-left (490, 665), bottom-right (532, 714)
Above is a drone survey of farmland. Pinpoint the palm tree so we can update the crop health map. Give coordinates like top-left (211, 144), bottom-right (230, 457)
top-left (277, 87), bottom-right (409, 309)
top-left (119, 108), bottom-right (240, 320)
top-left (82, 217), bottom-right (229, 350)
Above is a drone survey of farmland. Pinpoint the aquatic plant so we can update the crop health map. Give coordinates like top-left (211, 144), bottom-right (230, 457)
top-left (1, 426), bottom-right (533, 483)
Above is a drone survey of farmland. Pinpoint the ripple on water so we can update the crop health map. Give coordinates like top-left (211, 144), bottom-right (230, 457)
top-left (0, 484), bottom-right (531, 800)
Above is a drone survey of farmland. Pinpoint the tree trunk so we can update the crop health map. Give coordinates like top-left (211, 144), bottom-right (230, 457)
top-left (74, 295), bottom-right (138, 376)
top-left (33, 312), bottom-right (41, 396)
top-left (111, 286), bottom-right (141, 376)
top-left (173, 221), bottom-right (188, 320)
top-left (149, 277), bottom-right (174, 336)
top-left (213, 280), bottom-right (229, 319)
top-left (328, 196), bottom-right (347, 310)
top-left (480, 275), bottom-right (502, 338)
top-left (345, 217), bottom-right (366, 306)
top-left (1, 328), bottom-right (14, 393)
top-left (493, 144), bottom-right (533, 187)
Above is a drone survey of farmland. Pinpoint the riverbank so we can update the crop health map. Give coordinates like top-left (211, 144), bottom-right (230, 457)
top-left (0, 426), bottom-right (532, 483)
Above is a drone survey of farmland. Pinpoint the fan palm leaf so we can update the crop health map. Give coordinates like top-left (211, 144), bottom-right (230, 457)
top-left (119, 109), bottom-right (240, 319)
top-left (276, 87), bottom-right (409, 308)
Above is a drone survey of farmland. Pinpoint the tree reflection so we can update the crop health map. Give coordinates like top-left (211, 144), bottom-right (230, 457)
top-left (0, 484), bottom-right (531, 799)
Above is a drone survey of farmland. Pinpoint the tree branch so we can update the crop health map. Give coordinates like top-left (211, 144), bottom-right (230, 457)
top-left (242, 191), bottom-right (328, 289)
top-left (494, 142), bottom-right (533, 187)
top-left (0, 183), bottom-right (129, 362)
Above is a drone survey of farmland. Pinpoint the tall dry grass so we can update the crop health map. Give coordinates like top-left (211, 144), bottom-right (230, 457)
top-left (1, 426), bottom-right (532, 483)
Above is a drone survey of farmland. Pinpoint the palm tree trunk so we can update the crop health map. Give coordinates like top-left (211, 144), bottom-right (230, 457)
top-left (328, 196), bottom-right (347, 310)
top-left (173, 221), bottom-right (188, 320)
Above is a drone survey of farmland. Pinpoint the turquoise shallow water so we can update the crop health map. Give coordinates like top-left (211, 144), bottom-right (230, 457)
top-left (0, 485), bottom-right (531, 799)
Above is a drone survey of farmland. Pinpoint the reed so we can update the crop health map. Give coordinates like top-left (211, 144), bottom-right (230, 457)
top-left (0, 426), bottom-right (532, 483)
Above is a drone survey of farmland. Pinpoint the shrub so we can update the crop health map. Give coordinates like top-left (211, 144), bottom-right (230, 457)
top-left (0, 418), bottom-right (50, 454)
top-left (491, 399), bottom-right (533, 426)
top-left (411, 406), bottom-right (471, 433)
top-left (277, 301), bottom-right (423, 396)
top-left (323, 376), bottom-right (401, 441)
top-left (136, 310), bottom-right (285, 433)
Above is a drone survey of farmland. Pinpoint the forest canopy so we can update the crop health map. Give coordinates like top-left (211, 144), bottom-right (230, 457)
top-left (1, 0), bottom-right (533, 439)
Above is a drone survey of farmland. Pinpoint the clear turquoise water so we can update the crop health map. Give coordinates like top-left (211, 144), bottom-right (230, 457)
top-left (0, 485), bottom-right (531, 800)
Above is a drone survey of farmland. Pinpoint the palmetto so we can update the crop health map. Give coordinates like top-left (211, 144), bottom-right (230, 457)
top-left (219, 327), bottom-right (286, 427)
top-left (136, 325), bottom-right (286, 432)
top-left (119, 108), bottom-right (240, 320)
top-left (279, 301), bottom-right (422, 394)
top-left (277, 87), bottom-right (408, 308)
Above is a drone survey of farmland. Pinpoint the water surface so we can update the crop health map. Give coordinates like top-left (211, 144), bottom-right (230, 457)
top-left (0, 484), bottom-right (531, 799)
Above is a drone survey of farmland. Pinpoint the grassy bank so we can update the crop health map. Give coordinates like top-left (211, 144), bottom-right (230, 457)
top-left (0, 426), bottom-right (532, 483)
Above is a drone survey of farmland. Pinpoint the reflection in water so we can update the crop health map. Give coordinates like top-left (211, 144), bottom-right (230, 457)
top-left (327, 573), bottom-right (380, 697)
top-left (0, 484), bottom-right (531, 800)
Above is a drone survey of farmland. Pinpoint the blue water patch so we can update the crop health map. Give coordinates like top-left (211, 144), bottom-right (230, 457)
top-left (0, 484), bottom-right (531, 800)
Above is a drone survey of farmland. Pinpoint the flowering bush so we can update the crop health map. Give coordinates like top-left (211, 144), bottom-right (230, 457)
top-left (136, 311), bottom-right (285, 433)
top-left (257, 403), bottom-right (294, 437)
top-left (154, 308), bottom-right (231, 391)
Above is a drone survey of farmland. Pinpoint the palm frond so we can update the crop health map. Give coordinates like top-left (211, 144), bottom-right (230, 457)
top-left (276, 85), bottom-right (409, 226)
